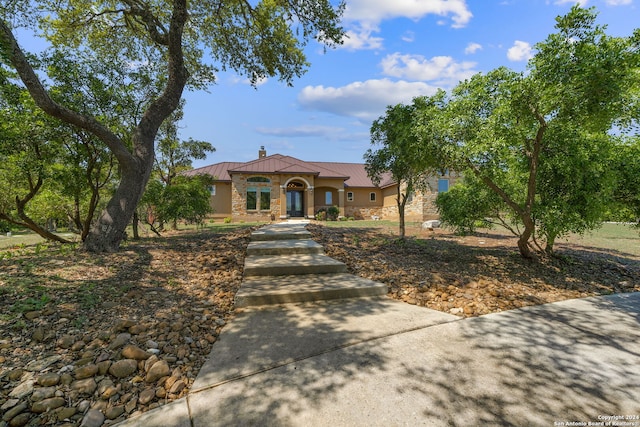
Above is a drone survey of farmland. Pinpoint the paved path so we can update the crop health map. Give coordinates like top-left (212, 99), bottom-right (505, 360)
top-left (115, 223), bottom-right (640, 427)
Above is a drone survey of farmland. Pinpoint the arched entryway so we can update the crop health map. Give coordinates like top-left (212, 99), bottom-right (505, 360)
top-left (286, 181), bottom-right (305, 217)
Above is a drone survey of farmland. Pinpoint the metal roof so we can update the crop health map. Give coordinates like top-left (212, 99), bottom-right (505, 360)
top-left (184, 154), bottom-right (396, 188)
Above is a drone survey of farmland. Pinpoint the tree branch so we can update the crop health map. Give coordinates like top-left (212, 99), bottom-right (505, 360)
top-left (0, 19), bottom-right (136, 169)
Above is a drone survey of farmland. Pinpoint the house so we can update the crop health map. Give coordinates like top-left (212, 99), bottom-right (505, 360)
top-left (183, 147), bottom-right (454, 222)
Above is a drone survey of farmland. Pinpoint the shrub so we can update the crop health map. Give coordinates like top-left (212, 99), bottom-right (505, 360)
top-left (315, 209), bottom-right (327, 221)
top-left (224, 217), bottom-right (232, 223)
top-left (327, 206), bottom-right (339, 221)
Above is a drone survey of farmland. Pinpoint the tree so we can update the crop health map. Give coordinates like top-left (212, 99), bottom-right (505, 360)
top-left (0, 0), bottom-right (344, 252)
top-left (611, 137), bottom-right (640, 227)
top-left (138, 106), bottom-right (215, 233)
top-left (430, 6), bottom-right (639, 258)
top-left (155, 106), bottom-right (215, 187)
top-left (0, 73), bottom-right (73, 243)
top-left (140, 174), bottom-right (214, 234)
top-left (365, 94), bottom-right (446, 239)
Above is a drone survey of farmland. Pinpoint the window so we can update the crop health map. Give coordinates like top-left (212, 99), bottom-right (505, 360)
top-left (246, 187), bottom-right (257, 210)
top-left (247, 187), bottom-right (270, 210)
top-left (347, 192), bottom-right (354, 202)
top-left (325, 191), bottom-right (332, 205)
top-left (247, 176), bottom-right (271, 183)
top-left (208, 185), bottom-right (216, 196)
top-left (260, 188), bottom-right (271, 210)
top-left (438, 179), bottom-right (449, 193)
top-left (370, 192), bottom-right (376, 202)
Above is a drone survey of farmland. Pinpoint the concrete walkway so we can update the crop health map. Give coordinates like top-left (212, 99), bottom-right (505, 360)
top-left (115, 222), bottom-right (640, 427)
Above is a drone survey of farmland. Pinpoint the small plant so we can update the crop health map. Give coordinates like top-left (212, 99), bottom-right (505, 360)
top-left (73, 316), bottom-right (89, 328)
top-left (78, 283), bottom-right (99, 309)
top-left (327, 206), bottom-right (340, 221)
top-left (11, 294), bottom-right (51, 313)
top-left (315, 209), bottom-right (327, 221)
top-left (224, 217), bottom-right (232, 224)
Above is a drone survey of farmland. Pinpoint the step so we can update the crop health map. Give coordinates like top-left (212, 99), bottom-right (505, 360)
top-left (247, 239), bottom-right (324, 256)
top-left (250, 228), bottom-right (311, 241)
top-left (235, 273), bottom-right (388, 307)
top-left (243, 254), bottom-right (347, 276)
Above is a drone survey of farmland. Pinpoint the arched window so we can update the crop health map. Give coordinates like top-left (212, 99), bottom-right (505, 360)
top-left (247, 176), bottom-right (271, 183)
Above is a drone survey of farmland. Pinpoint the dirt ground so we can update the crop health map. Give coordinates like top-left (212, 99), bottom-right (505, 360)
top-left (307, 223), bottom-right (640, 316)
top-left (1, 223), bottom-right (638, 426)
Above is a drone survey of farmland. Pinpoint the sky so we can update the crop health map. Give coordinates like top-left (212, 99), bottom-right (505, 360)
top-left (11, 1), bottom-right (639, 168)
top-left (182, 0), bottom-right (637, 169)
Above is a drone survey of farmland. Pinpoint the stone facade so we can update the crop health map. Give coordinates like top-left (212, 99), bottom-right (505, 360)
top-left (187, 152), bottom-right (458, 223)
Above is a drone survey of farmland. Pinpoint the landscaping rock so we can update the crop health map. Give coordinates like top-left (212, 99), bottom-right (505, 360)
top-left (109, 359), bottom-right (138, 378)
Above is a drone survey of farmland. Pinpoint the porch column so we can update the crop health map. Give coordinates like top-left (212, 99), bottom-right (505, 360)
top-left (338, 188), bottom-right (345, 218)
top-left (306, 186), bottom-right (315, 218)
top-left (279, 185), bottom-right (287, 219)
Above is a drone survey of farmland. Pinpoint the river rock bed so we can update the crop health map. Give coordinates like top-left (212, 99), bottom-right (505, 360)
top-left (1, 228), bottom-right (252, 427)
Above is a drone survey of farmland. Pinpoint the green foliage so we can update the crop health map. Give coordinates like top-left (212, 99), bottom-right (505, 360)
top-left (436, 178), bottom-right (497, 234)
top-left (365, 96), bottom-right (447, 238)
top-left (610, 137), bottom-right (640, 228)
top-left (1, 0), bottom-right (345, 252)
top-left (315, 209), bottom-right (327, 221)
top-left (415, 6), bottom-right (639, 257)
top-left (223, 217), bottom-right (232, 224)
top-left (327, 206), bottom-right (340, 221)
top-left (141, 174), bottom-right (214, 229)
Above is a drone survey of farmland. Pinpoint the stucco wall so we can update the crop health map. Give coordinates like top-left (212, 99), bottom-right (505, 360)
top-left (209, 182), bottom-right (233, 218)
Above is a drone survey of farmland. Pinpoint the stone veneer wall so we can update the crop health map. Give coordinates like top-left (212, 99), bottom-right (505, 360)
top-left (344, 206), bottom-right (384, 220)
top-left (231, 174), bottom-right (281, 221)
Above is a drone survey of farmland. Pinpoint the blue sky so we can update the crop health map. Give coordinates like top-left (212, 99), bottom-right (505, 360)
top-left (185, 0), bottom-right (637, 168)
top-left (13, 1), bottom-right (639, 168)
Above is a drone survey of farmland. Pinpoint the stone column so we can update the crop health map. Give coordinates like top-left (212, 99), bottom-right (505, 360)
top-left (279, 185), bottom-right (288, 219)
top-left (338, 188), bottom-right (345, 218)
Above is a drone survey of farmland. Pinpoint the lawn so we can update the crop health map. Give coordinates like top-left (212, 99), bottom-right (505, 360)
top-left (321, 220), bottom-right (640, 257)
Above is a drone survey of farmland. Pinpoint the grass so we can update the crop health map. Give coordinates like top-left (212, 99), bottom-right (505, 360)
top-left (559, 223), bottom-right (640, 256)
top-left (0, 221), bottom-right (266, 250)
top-left (4, 219), bottom-right (638, 257)
top-left (317, 219), bottom-right (640, 257)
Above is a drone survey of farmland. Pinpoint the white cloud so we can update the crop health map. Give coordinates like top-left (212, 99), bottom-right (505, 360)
top-left (230, 75), bottom-right (268, 86)
top-left (255, 125), bottom-right (345, 138)
top-left (605, 0), bottom-right (631, 5)
top-left (507, 40), bottom-right (533, 61)
top-left (298, 79), bottom-right (438, 121)
top-left (402, 31), bottom-right (416, 43)
top-left (380, 53), bottom-right (477, 86)
top-left (465, 42), bottom-right (483, 55)
top-left (340, 28), bottom-right (384, 51)
top-left (344, 0), bottom-right (473, 29)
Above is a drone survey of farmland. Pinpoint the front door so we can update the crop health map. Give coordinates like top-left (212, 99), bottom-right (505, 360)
top-left (286, 190), bottom-right (304, 217)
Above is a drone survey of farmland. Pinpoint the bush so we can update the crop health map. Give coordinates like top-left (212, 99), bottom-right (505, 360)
top-left (224, 217), bottom-right (232, 223)
top-left (315, 209), bottom-right (327, 221)
top-left (327, 206), bottom-right (339, 221)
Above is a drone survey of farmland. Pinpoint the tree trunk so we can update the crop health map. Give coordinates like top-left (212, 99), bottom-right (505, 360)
top-left (132, 211), bottom-right (140, 240)
top-left (397, 184), bottom-right (406, 239)
top-left (545, 232), bottom-right (557, 256)
top-left (517, 216), bottom-right (535, 259)
top-left (83, 157), bottom-right (153, 252)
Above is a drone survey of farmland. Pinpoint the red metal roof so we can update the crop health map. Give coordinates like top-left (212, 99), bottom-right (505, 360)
top-left (184, 154), bottom-right (396, 188)
top-left (182, 162), bottom-right (244, 181)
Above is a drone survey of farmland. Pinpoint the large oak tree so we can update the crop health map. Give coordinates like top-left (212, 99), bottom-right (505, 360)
top-left (0, 0), bottom-right (344, 252)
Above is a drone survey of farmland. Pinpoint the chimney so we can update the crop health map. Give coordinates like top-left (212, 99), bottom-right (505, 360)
top-left (258, 146), bottom-right (266, 158)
